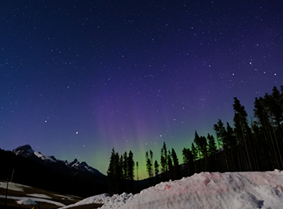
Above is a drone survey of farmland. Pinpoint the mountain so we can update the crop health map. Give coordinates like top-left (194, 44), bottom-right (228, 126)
top-left (1, 147), bottom-right (108, 197)
top-left (66, 158), bottom-right (103, 175)
top-left (12, 144), bottom-right (105, 178)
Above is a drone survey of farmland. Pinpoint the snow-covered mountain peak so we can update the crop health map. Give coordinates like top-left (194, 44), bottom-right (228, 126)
top-left (67, 159), bottom-right (80, 167)
top-left (13, 144), bottom-right (34, 155)
top-left (12, 145), bottom-right (56, 163)
top-left (64, 159), bottom-right (101, 175)
top-left (50, 155), bottom-right (57, 161)
top-left (34, 151), bottom-right (56, 162)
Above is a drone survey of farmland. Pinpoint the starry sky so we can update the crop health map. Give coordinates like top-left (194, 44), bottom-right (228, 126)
top-left (1, 1), bottom-right (282, 179)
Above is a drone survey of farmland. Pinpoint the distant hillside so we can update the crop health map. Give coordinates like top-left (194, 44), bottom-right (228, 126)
top-left (0, 146), bottom-right (108, 198)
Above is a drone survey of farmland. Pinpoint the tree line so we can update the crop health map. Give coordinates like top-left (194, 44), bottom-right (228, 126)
top-left (107, 148), bottom-right (135, 193)
top-left (145, 142), bottom-right (180, 184)
top-left (107, 85), bottom-right (283, 193)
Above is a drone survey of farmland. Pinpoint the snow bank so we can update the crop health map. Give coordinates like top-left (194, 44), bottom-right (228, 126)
top-left (116, 170), bottom-right (283, 209)
top-left (100, 193), bottom-right (134, 209)
top-left (59, 193), bottom-right (134, 209)
top-left (60, 170), bottom-right (283, 209)
top-left (60, 193), bottom-right (110, 209)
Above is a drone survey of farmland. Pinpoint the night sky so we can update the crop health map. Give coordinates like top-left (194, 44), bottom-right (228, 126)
top-left (1, 1), bottom-right (282, 179)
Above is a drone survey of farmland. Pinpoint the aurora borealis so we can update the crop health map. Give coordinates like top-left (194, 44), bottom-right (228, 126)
top-left (1, 1), bottom-right (282, 179)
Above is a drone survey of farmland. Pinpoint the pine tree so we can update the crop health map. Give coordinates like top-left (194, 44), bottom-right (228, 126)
top-left (145, 151), bottom-right (153, 178)
top-left (171, 148), bottom-right (179, 179)
top-left (233, 97), bottom-right (253, 170)
top-left (160, 142), bottom-right (168, 180)
top-left (213, 119), bottom-right (227, 148)
top-left (171, 148), bottom-right (179, 168)
top-left (136, 161), bottom-right (139, 181)
top-left (226, 122), bottom-right (237, 147)
top-left (191, 143), bottom-right (198, 173)
top-left (107, 148), bottom-right (116, 191)
top-left (123, 152), bottom-right (128, 179)
top-left (125, 150), bottom-right (134, 192)
top-left (167, 150), bottom-right (173, 179)
top-left (119, 155), bottom-right (123, 179)
top-left (270, 86), bottom-right (283, 130)
top-left (191, 143), bottom-right (198, 160)
top-left (254, 89), bottom-right (283, 169)
top-left (154, 160), bottom-right (159, 183)
top-left (194, 131), bottom-right (208, 171)
top-left (127, 151), bottom-right (135, 181)
top-left (207, 133), bottom-right (217, 155)
top-left (267, 86), bottom-right (283, 168)
top-left (150, 150), bottom-right (153, 173)
top-left (194, 131), bottom-right (201, 154)
top-left (254, 96), bottom-right (278, 169)
top-left (107, 149), bottom-right (122, 193)
top-left (182, 147), bottom-right (194, 176)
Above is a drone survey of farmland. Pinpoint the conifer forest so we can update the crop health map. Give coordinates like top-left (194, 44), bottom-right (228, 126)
top-left (107, 85), bottom-right (283, 193)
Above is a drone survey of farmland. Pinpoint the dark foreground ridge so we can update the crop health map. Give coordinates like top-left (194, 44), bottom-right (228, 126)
top-left (0, 147), bottom-right (108, 198)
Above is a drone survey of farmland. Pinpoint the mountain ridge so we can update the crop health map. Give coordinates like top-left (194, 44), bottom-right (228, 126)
top-left (12, 144), bottom-right (106, 178)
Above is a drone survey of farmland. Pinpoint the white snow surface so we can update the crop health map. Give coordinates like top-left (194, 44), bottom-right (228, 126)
top-left (34, 151), bottom-right (56, 162)
top-left (60, 193), bottom-right (110, 209)
top-left (0, 195), bottom-right (65, 207)
top-left (17, 198), bottom-right (38, 205)
top-left (62, 170), bottom-right (283, 209)
top-left (99, 193), bottom-right (134, 209)
top-left (0, 181), bottom-right (29, 192)
top-left (27, 193), bottom-right (52, 199)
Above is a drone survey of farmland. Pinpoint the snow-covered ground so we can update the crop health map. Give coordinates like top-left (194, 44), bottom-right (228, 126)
top-left (0, 195), bottom-right (66, 207)
top-left (0, 180), bottom-right (76, 207)
top-left (60, 170), bottom-right (283, 209)
top-left (0, 181), bottom-right (28, 192)
top-left (27, 193), bottom-right (52, 199)
top-left (60, 193), bottom-right (110, 209)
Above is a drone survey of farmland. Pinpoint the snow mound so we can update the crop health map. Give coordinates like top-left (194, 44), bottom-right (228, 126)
top-left (17, 198), bottom-right (38, 205)
top-left (59, 193), bottom-right (134, 209)
top-left (60, 193), bottom-right (110, 209)
top-left (59, 170), bottom-right (283, 209)
top-left (98, 170), bottom-right (283, 209)
top-left (100, 193), bottom-right (134, 209)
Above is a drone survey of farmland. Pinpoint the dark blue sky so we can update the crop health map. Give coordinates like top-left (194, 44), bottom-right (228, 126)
top-left (1, 0), bottom-right (282, 178)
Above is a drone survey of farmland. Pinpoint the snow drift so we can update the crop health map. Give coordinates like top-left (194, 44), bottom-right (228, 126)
top-left (60, 193), bottom-right (109, 209)
top-left (115, 170), bottom-right (283, 209)
top-left (61, 170), bottom-right (283, 209)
